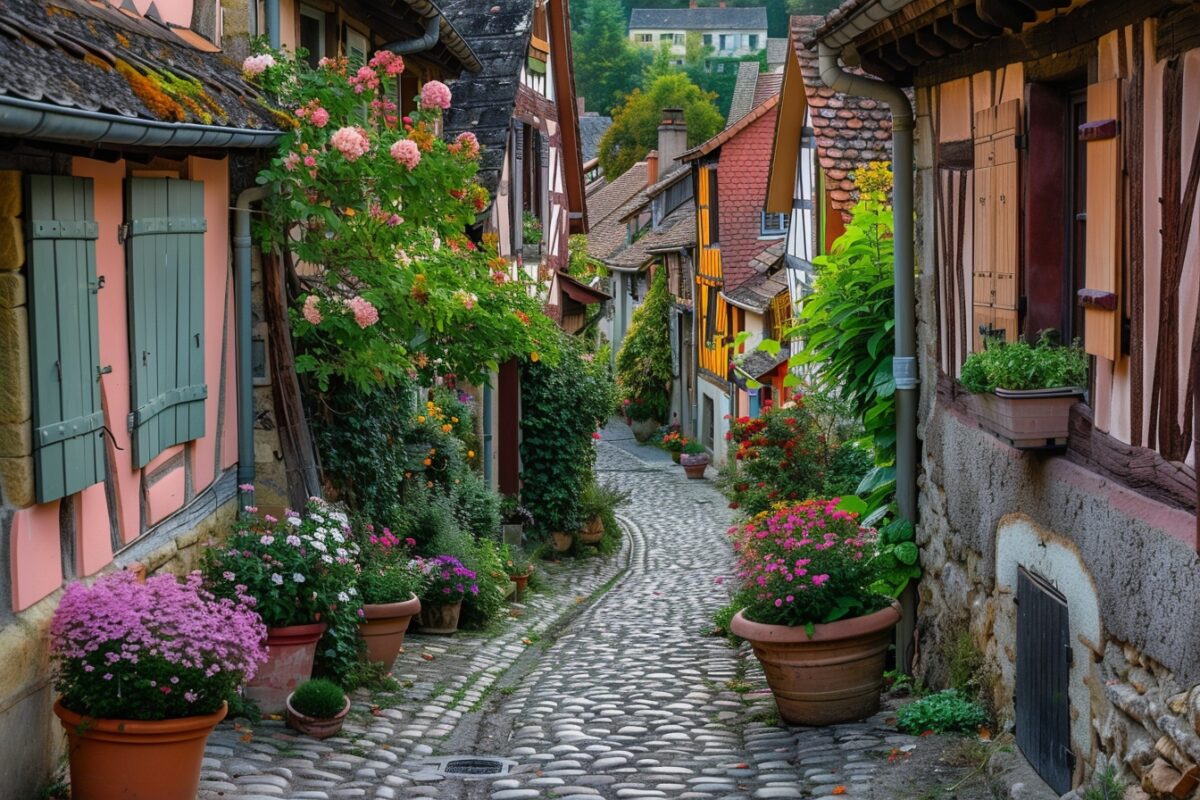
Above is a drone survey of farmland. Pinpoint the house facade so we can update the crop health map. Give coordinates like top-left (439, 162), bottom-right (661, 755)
top-left (810, 0), bottom-right (1200, 793)
top-left (629, 5), bottom-right (768, 62)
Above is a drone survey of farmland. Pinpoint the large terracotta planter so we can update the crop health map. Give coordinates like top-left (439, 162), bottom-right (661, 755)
top-left (680, 452), bottom-right (710, 479)
top-left (357, 595), bottom-right (421, 666)
top-left (417, 600), bottom-right (462, 634)
top-left (730, 603), bottom-right (901, 726)
top-left (551, 530), bottom-right (574, 552)
top-left (964, 386), bottom-right (1083, 449)
top-left (630, 418), bottom-right (661, 443)
top-left (54, 699), bottom-right (226, 800)
top-left (510, 572), bottom-right (530, 601)
top-left (579, 515), bottom-right (605, 544)
top-left (245, 622), bottom-right (327, 714)
top-left (286, 693), bottom-right (350, 739)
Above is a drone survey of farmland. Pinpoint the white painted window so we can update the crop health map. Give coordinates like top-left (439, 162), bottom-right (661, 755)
top-left (637, 33), bottom-right (653, 43)
top-left (346, 27), bottom-right (369, 65)
top-left (299, 5), bottom-right (326, 68)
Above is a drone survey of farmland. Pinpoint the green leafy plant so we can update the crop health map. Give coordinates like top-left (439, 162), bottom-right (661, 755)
top-left (356, 526), bottom-right (425, 605)
top-left (500, 544), bottom-right (533, 576)
top-left (579, 480), bottom-right (629, 521)
top-left (895, 690), bottom-right (988, 735)
top-left (289, 678), bottom-right (346, 718)
top-left (616, 267), bottom-right (674, 422)
top-left (522, 212), bottom-right (543, 246)
top-left (959, 336), bottom-right (1088, 393)
top-left (682, 439), bottom-right (706, 455)
top-left (1083, 765), bottom-right (1126, 800)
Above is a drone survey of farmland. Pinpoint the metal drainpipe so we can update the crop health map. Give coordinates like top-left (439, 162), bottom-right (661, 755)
top-left (384, 15), bottom-right (440, 55)
top-left (818, 41), bottom-right (918, 668)
top-left (265, 0), bottom-right (280, 48)
top-left (233, 186), bottom-right (273, 507)
top-left (483, 383), bottom-right (494, 487)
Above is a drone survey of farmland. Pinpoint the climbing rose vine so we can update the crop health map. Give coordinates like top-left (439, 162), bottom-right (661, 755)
top-left (248, 49), bottom-right (558, 390)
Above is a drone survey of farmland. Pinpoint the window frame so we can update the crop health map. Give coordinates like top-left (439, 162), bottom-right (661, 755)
top-left (760, 210), bottom-right (788, 238)
top-left (298, 4), bottom-right (327, 68)
top-left (345, 26), bottom-right (369, 65)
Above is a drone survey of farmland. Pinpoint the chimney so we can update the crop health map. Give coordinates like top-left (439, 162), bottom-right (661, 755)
top-left (645, 150), bottom-right (659, 186)
top-left (577, 97), bottom-right (586, 116)
top-left (657, 107), bottom-right (688, 173)
top-left (718, 1), bottom-right (726, 7)
top-left (688, 0), bottom-right (697, 7)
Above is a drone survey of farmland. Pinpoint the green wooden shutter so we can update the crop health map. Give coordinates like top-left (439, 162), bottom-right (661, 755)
top-left (25, 175), bottom-right (106, 503)
top-left (125, 177), bottom-right (207, 468)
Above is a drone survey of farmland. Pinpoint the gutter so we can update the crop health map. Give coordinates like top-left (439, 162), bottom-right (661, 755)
top-left (0, 97), bottom-right (283, 150)
top-left (233, 186), bottom-right (274, 507)
top-left (385, 14), bottom-right (440, 55)
top-left (265, 0), bottom-right (280, 48)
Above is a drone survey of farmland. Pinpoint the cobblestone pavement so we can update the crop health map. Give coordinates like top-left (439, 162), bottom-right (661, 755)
top-left (199, 429), bottom-right (919, 799)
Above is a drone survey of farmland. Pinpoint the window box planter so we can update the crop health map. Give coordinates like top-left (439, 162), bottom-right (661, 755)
top-left (964, 386), bottom-right (1084, 449)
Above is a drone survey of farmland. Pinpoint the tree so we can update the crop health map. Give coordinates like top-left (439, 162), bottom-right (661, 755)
top-left (572, 0), bottom-right (651, 116)
top-left (598, 72), bottom-right (724, 178)
top-left (615, 267), bottom-right (674, 422)
top-left (786, 0), bottom-right (842, 15)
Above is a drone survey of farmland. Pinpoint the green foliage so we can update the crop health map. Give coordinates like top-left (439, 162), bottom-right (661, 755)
top-left (522, 211), bottom-right (543, 245)
top-left (948, 628), bottom-right (986, 698)
top-left (579, 480), bottom-right (630, 521)
top-left (1083, 766), bottom-right (1126, 800)
top-left (682, 439), bottom-right (706, 455)
top-left (822, 443), bottom-right (874, 498)
top-left (599, 72), bottom-right (724, 178)
top-left (959, 336), bottom-right (1088, 393)
top-left (787, 201), bottom-right (898, 463)
top-left (567, 234), bottom-right (607, 282)
top-left (290, 678), bottom-right (346, 718)
top-left (424, 528), bottom-right (507, 629)
top-left (786, 0), bottom-right (843, 14)
top-left (571, 0), bottom-right (653, 116)
top-left (390, 483), bottom-right (460, 552)
top-left (521, 336), bottom-right (617, 536)
top-left (356, 528), bottom-right (426, 605)
top-left (452, 469), bottom-right (501, 538)
top-left (895, 690), bottom-right (988, 735)
top-left (839, 513), bottom-right (920, 599)
top-left (683, 51), bottom-right (768, 120)
top-left (616, 268), bottom-right (674, 421)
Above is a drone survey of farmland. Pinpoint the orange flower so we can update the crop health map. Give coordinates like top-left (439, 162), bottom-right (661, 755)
top-left (831, 788), bottom-right (846, 796)
top-left (467, 450), bottom-right (475, 458)
top-left (423, 458), bottom-right (432, 466)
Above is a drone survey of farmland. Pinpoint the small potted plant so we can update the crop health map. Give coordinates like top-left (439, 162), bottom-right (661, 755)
top-left (577, 479), bottom-right (629, 544)
top-left (500, 497), bottom-right (535, 546)
top-left (679, 439), bottom-right (710, 479)
top-left (958, 335), bottom-right (1088, 448)
top-left (50, 571), bottom-right (267, 800)
top-left (286, 678), bottom-right (351, 739)
top-left (202, 496), bottom-right (359, 713)
top-left (661, 430), bottom-right (687, 463)
top-left (356, 526), bottom-right (425, 667)
top-left (727, 500), bottom-right (900, 726)
top-left (502, 545), bottom-right (534, 600)
top-left (624, 396), bottom-right (663, 443)
top-left (417, 555), bottom-right (478, 634)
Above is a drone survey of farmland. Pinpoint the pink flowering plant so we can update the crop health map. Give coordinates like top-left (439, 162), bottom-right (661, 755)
top-left (49, 571), bottom-right (267, 721)
top-left (420, 555), bottom-right (479, 605)
top-left (357, 525), bottom-right (427, 605)
top-left (244, 48), bottom-right (559, 391)
top-left (729, 499), bottom-right (888, 632)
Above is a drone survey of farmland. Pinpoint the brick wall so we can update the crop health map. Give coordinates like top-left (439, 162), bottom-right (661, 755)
top-left (717, 106), bottom-right (778, 289)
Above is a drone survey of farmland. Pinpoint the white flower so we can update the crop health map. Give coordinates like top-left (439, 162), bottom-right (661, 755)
top-left (331, 532), bottom-right (346, 544)
top-left (330, 511), bottom-right (349, 524)
top-left (348, 586), bottom-right (357, 596)
top-left (312, 540), bottom-right (328, 552)
top-left (321, 554), bottom-right (334, 564)
top-left (336, 547), bottom-right (348, 558)
top-left (271, 573), bottom-right (284, 585)
top-left (292, 573), bottom-right (306, 583)
top-left (287, 516), bottom-right (301, 527)
top-left (338, 592), bottom-right (350, 603)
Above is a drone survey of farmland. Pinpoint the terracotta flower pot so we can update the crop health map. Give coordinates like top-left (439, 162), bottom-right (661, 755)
top-left (357, 595), bottom-right (421, 666)
top-left (966, 386), bottom-right (1084, 449)
top-left (579, 515), bottom-right (605, 544)
top-left (245, 621), bottom-right (327, 714)
top-left (730, 603), bottom-right (901, 726)
top-left (630, 418), bottom-right (661, 443)
top-left (551, 530), bottom-right (574, 553)
top-left (285, 693), bottom-right (350, 739)
top-left (54, 699), bottom-right (226, 800)
top-left (417, 600), bottom-right (462, 634)
top-left (510, 572), bottom-right (530, 600)
top-left (680, 452), bottom-right (709, 479)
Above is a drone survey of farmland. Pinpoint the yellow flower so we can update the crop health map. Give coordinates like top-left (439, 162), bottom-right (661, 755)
top-left (441, 424), bottom-right (452, 433)
top-left (451, 416), bottom-right (459, 423)
top-left (417, 415), bottom-right (426, 423)
top-left (530, 351), bottom-right (540, 362)
top-left (426, 401), bottom-right (435, 409)
top-left (467, 450), bottom-right (475, 458)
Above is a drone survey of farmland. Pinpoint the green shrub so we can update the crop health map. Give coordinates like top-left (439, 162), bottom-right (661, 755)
top-left (452, 470), bottom-right (501, 539)
top-left (290, 678), bottom-right (346, 718)
top-left (896, 690), bottom-right (988, 735)
top-left (615, 267), bottom-right (673, 422)
top-left (425, 527), bottom-right (506, 630)
top-left (959, 335), bottom-right (1087, 393)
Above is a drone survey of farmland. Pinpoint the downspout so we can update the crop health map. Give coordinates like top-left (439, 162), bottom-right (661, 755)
top-left (483, 383), bottom-right (494, 487)
top-left (817, 41), bottom-right (918, 667)
top-left (265, 0), bottom-right (280, 49)
top-left (384, 15), bottom-right (440, 55)
top-left (233, 186), bottom-right (273, 506)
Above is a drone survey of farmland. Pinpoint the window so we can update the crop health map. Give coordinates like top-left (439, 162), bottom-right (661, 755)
top-left (703, 33), bottom-right (713, 47)
top-left (637, 33), bottom-right (653, 43)
top-left (749, 34), bottom-right (759, 49)
top-left (673, 33), bottom-right (685, 45)
top-left (707, 167), bottom-right (720, 244)
top-left (345, 27), bottom-right (369, 65)
top-left (660, 33), bottom-right (674, 42)
top-left (719, 34), bottom-right (729, 51)
top-left (715, 62), bottom-right (725, 73)
top-left (702, 394), bottom-right (714, 450)
top-left (761, 211), bottom-right (788, 237)
top-left (299, 5), bottom-right (326, 68)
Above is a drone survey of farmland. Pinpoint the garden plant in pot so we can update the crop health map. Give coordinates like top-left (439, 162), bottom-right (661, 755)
top-left (661, 430), bottom-right (687, 463)
top-left (203, 496), bottom-right (359, 713)
top-left (500, 497), bottom-right (535, 547)
top-left (417, 555), bottom-right (478, 634)
top-left (356, 526), bottom-right (425, 667)
top-left (679, 439), bottom-right (710, 479)
top-left (49, 571), bottom-right (267, 800)
top-left (958, 335), bottom-right (1088, 448)
top-left (727, 499), bottom-right (901, 726)
top-left (502, 545), bottom-right (534, 600)
top-left (286, 678), bottom-right (351, 739)
top-left (578, 479), bottom-right (628, 544)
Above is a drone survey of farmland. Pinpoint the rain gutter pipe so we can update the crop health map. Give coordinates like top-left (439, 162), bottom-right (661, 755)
top-left (234, 186), bottom-right (274, 506)
top-left (265, 0), bottom-right (280, 48)
top-left (384, 14), bottom-right (440, 55)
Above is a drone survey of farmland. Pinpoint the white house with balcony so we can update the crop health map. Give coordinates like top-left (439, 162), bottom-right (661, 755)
top-left (628, 5), bottom-right (768, 63)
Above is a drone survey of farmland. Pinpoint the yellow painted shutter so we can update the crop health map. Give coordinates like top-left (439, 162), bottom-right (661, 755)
top-left (1082, 78), bottom-right (1122, 361)
top-left (971, 99), bottom-right (1021, 351)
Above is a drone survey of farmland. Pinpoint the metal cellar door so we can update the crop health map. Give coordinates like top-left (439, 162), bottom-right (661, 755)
top-left (1016, 567), bottom-right (1073, 794)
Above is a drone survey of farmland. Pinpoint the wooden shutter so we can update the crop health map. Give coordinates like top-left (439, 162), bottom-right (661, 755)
top-left (126, 178), bottom-right (207, 468)
top-left (1082, 78), bottom-right (1122, 361)
top-left (971, 99), bottom-right (1021, 351)
top-left (708, 167), bottom-right (720, 244)
top-left (26, 175), bottom-right (106, 503)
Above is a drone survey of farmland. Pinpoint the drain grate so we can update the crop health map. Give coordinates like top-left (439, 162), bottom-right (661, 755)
top-left (422, 755), bottom-right (516, 780)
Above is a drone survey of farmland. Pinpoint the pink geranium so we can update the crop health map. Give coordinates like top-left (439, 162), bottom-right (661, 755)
top-left (309, 107), bottom-right (330, 128)
top-left (419, 80), bottom-right (452, 110)
top-left (390, 139), bottom-right (421, 170)
top-left (302, 294), bottom-right (322, 325)
top-left (452, 131), bottom-right (480, 158)
top-left (241, 53), bottom-right (276, 77)
top-left (344, 296), bottom-right (379, 328)
top-left (330, 126), bottom-right (370, 161)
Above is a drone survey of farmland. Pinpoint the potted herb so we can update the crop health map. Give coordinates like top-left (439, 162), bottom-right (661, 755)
top-left (679, 440), bottom-right (710, 479)
top-left (356, 526), bottom-right (425, 667)
top-left (500, 497), bottom-right (535, 545)
top-left (286, 678), bottom-right (350, 739)
top-left (202, 496), bottom-right (359, 713)
top-left (417, 555), bottom-right (478, 634)
top-left (958, 336), bottom-right (1088, 448)
top-left (727, 500), bottom-right (899, 725)
top-left (661, 430), bottom-right (687, 464)
top-left (50, 571), bottom-right (267, 799)
top-left (578, 480), bottom-right (628, 544)
top-left (502, 545), bottom-right (534, 600)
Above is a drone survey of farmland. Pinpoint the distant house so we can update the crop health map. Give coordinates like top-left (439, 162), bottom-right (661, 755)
top-left (579, 109), bottom-right (613, 187)
top-left (628, 4), bottom-right (768, 63)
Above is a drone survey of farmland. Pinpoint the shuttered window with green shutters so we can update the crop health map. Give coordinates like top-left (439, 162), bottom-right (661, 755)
top-left (26, 175), bottom-right (106, 503)
top-left (125, 178), bottom-right (207, 468)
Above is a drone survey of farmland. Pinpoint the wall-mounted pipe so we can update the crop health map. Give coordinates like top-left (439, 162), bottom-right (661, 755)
top-left (233, 185), bottom-right (273, 507)
top-left (384, 15), bottom-right (440, 56)
top-left (265, 0), bottom-right (280, 49)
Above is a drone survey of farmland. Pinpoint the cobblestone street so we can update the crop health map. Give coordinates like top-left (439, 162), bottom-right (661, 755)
top-left (199, 431), bottom-right (913, 800)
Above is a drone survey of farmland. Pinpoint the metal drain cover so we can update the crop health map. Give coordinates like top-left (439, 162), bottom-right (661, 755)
top-left (422, 755), bottom-right (516, 780)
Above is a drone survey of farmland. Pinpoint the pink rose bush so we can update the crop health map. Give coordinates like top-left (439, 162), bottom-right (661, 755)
top-left (419, 80), bottom-right (452, 110)
top-left (50, 571), bottom-right (267, 721)
top-left (302, 294), bottom-right (323, 324)
top-left (728, 499), bottom-right (886, 629)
